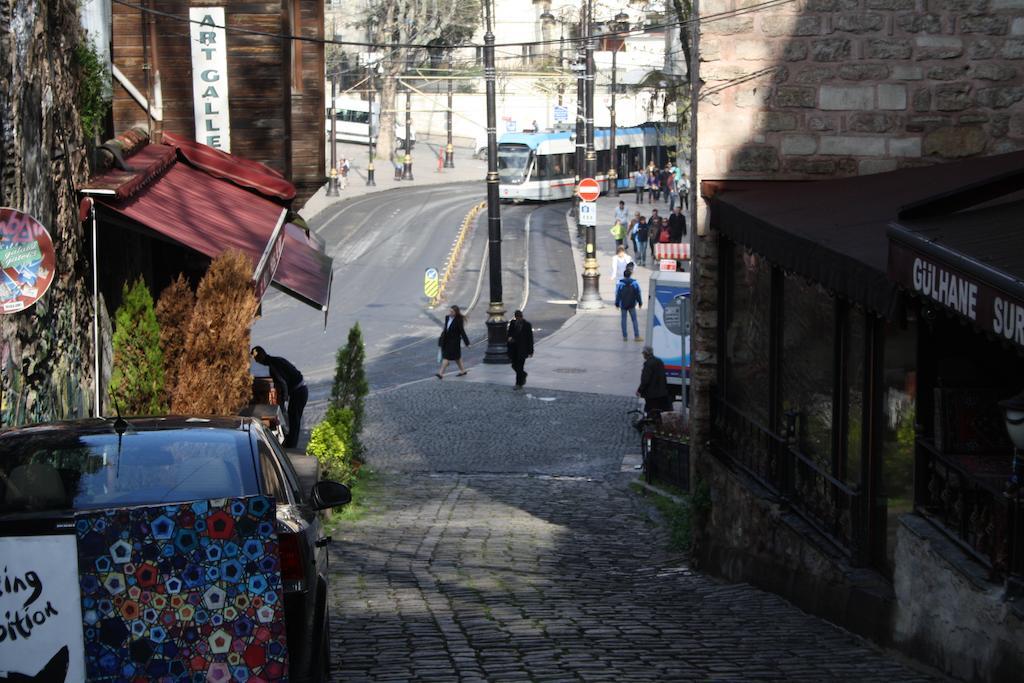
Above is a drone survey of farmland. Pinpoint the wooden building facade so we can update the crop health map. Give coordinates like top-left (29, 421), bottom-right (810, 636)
top-left (111, 0), bottom-right (325, 206)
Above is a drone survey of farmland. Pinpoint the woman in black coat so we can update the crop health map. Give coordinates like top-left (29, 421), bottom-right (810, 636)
top-left (437, 305), bottom-right (470, 378)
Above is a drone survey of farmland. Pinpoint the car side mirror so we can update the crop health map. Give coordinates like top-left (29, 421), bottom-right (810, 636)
top-left (310, 480), bottom-right (352, 510)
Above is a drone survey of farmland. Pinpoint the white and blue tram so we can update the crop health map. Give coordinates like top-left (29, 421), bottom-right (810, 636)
top-left (497, 123), bottom-right (677, 202)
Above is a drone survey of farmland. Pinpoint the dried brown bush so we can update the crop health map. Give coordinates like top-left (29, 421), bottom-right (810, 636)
top-left (155, 274), bottom-right (196, 403)
top-left (170, 251), bottom-right (258, 415)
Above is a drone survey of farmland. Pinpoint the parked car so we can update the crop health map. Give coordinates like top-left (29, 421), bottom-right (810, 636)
top-left (0, 416), bottom-right (350, 683)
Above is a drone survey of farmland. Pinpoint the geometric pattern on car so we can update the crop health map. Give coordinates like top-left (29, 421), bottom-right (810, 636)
top-left (75, 496), bottom-right (289, 681)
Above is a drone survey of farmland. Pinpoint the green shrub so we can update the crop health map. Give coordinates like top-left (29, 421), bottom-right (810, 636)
top-left (307, 414), bottom-right (356, 486)
top-left (109, 277), bottom-right (165, 415)
top-left (330, 323), bottom-right (368, 454)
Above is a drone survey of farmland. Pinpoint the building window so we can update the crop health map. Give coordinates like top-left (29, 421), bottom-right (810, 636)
top-left (723, 246), bottom-right (771, 423)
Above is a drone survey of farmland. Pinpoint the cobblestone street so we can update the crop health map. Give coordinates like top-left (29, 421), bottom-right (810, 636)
top-left (325, 382), bottom-right (936, 681)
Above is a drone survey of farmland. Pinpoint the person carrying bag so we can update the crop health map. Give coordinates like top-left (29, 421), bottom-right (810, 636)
top-left (610, 220), bottom-right (626, 248)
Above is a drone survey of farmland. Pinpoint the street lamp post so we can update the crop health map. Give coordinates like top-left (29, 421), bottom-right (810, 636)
top-left (327, 75), bottom-right (340, 196)
top-left (403, 88), bottom-right (414, 180)
top-left (573, 54), bottom-right (584, 226)
top-left (445, 52), bottom-right (455, 168)
top-left (482, 0), bottom-right (508, 364)
top-left (367, 64), bottom-right (377, 186)
top-left (579, 0), bottom-right (602, 309)
top-left (608, 12), bottom-right (630, 198)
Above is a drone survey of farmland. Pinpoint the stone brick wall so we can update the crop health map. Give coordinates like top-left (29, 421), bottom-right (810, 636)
top-left (696, 0), bottom-right (1024, 187)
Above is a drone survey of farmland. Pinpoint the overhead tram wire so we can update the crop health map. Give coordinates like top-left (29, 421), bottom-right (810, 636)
top-left (110, 0), bottom-right (797, 54)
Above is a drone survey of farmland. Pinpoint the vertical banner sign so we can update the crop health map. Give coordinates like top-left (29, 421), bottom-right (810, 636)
top-left (190, 7), bottom-right (231, 151)
top-left (0, 534), bottom-right (86, 682)
top-left (0, 208), bottom-right (56, 314)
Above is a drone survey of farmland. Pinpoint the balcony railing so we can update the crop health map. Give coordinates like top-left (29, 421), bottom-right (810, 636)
top-left (915, 438), bottom-right (1023, 581)
top-left (711, 392), bottom-right (864, 561)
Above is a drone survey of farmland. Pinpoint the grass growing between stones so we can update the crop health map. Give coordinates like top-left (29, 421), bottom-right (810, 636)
top-left (630, 482), bottom-right (692, 553)
top-left (327, 467), bottom-right (380, 530)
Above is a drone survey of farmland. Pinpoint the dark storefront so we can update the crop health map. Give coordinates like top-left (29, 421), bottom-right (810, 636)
top-left (700, 152), bottom-right (1024, 679)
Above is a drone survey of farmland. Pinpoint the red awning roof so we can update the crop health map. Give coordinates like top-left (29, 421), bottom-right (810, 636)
top-left (161, 132), bottom-right (296, 203)
top-left (84, 143), bottom-right (330, 312)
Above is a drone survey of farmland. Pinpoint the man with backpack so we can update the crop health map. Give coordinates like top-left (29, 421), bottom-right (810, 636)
top-left (635, 216), bottom-right (650, 267)
top-left (615, 267), bottom-right (643, 342)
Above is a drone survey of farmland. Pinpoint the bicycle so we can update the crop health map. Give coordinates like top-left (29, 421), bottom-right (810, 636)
top-left (627, 402), bottom-right (663, 482)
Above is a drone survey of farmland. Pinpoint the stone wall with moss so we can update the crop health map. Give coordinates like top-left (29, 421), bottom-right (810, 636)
top-left (0, 0), bottom-right (97, 424)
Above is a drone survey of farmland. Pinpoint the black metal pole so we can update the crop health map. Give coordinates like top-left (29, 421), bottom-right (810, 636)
top-left (403, 88), bottom-right (414, 180)
top-left (445, 52), bottom-right (455, 168)
top-left (609, 44), bottom-right (618, 198)
top-left (579, 0), bottom-right (602, 309)
top-left (367, 67), bottom-right (376, 186)
top-left (573, 52), bottom-right (584, 225)
top-left (483, 0), bottom-right (508, 364)
top-left (327, 76), bottom-right (340, 196)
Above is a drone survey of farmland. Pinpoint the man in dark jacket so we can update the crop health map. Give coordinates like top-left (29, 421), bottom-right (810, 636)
top-left (506, 310), bottom-right (534, 390)
top-left (668, 205), bottom-right (686, 242)
top-left (637, 346), bottom-right (671, 417)
top-left (615, 268), bottom-right (643, 342)
top-left (251, 346), bottom-right (308, 448)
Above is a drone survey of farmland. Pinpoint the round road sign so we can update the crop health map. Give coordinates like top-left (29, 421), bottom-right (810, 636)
top-left (577, 178), bottom-right (600, 202)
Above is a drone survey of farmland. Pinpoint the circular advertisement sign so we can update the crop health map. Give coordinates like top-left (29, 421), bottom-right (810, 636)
top-left (0, 208), bottom-right (57, 314)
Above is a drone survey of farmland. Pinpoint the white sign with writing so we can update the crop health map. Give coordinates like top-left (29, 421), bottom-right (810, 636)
top-left (578, 201), bottom-right (596, 227)
top-left (0, 535), bottom-right (85, 681)
top-left (190, 7), bottom-right (231, 151)
top-left (553, 105), bottom-right (568, 122)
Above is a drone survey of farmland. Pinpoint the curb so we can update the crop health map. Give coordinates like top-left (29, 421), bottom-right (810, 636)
top-left (432, 200), bottom-right (486, 307)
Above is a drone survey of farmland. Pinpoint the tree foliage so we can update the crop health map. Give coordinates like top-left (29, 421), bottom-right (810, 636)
top-left (155, 274), bottom-right (196, 404)
top-left (171, 251), bottom-right (257, 415)
top-left (109, 277), bottom-right (165, 415)
top-left (365, 0), bottom-right (481, 159)
top-left (307, 407), bottom-right (358, 486)
top-left (331, 323), bottom-right (369, 455)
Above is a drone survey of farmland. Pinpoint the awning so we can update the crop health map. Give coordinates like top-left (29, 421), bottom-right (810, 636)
top-left (161, 132), bottom-right (296, 203)
top-left (83, 141), bottom-right (331, 313)
top-left (888, 164), bottom-right (1024, 350)
top-left (711, 151), bottom-right (1024, 319)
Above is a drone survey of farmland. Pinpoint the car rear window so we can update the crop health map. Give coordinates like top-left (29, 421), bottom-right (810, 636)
top-left (0, 428), bottom-right (259, 514)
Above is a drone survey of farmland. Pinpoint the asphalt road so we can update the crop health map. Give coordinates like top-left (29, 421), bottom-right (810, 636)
top-left (251, 183), bottom-right (579, 415)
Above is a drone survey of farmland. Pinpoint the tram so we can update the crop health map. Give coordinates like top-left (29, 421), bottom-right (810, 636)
top-left (497, 123), bottom-right (678, 202)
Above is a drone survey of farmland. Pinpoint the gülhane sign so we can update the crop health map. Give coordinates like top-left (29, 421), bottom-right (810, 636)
top-left (189, 7), bottom-right (231, 151)
top-left (889, 239), bottom-right (1024, 349)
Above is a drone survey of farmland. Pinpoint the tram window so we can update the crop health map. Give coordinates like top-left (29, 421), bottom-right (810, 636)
top-left (536, 155), bottom-right (550, 180)
top-left (598, 149), bottom-right (610, 173)
top-left (551, 155), bottom-right (564, 177)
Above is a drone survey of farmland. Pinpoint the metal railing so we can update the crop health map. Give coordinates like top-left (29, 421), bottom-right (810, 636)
top-left (915, 438), bottom-right (1021, 580)
top-left (711, 392), bottom-right (864, 560)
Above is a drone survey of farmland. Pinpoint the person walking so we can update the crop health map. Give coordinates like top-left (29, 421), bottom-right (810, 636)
top-left (648, 170), bottom-right (660, 204)
top-left (610, 219), bottom-right (626, 250)
top-left (611, 244), bottom-right (631, 283)
top-left (251, 346), bottom-right (308, 448)
top-left (628, 211), bottom-right (643, 256)
top-left (633, 168), bottom-right (647, 204)
top-left (436, 305), bottom-right (470, 378)
top-left (668, 205), bottom-right (686, 242)
top-left (506, 309), bottom-right (534, 390)
top-left (614, 200), bottom-right (629, 229)
top-left (660, 166), bottom-right (672, 204)
top-left (666, 172), bottom-right (677, 212)
top-left (648, 214), bottom-right (661, 264)
top-left (637, 346), bottom-right (671, 418)
top-left (615, 267), bottom-right (643, 342)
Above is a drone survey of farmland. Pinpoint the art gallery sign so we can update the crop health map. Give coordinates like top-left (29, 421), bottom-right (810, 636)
top-left (189, 7), bottom-right (231, 151)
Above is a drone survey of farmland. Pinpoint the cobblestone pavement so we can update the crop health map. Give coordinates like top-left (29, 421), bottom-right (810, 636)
top-left (361, 381), bottom-right (638, 476)
top-left (327, 474), bottom-right (933, 682)
top-left (326, 383), bottom-right (936, 682)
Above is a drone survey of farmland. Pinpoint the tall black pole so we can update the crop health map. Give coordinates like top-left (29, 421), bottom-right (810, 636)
top-left (483, 0), bottom-right (508, 364)
top-left (609, 44), bottom-right (618, 198)
top-left (573, 52), bottom-right (584, 226)
top-left (327, 75), bottom-right (340, 196)
top-left (403, 87), bottom-right (414, 180)
top-left (445, 52), bottom-right (455, 168)
top-left (579, 0), bottom-right (602, 309)
top-left (367, 66), bottom-right (376, 186)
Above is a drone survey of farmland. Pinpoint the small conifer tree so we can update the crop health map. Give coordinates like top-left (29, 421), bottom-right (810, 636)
top-left (330, 323), bottom-right (368, 451)
top-left (109, 277), bottom-right (165, 415)
top-left (171, 251), bottom-right (257, 415)
top-left (155, 274), bottom-right (196, 403)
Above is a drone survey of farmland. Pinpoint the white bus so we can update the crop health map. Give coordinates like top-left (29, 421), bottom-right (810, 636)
top-left (325, 97), bottom-right (416, 149)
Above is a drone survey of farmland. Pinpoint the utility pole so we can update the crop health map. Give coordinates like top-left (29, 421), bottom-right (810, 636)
top-left (579, 0), bottom-right (601, 309)
top-left (367, 64), bottom-right (376, 186)
top-left (482, 0), bottom-right (508, 364)
top-left (402, 88), bottom-right (414, 180)
top-left (573, 52), bottom-right (584, 226)
top-left (609, 44), bottom-right (618, 198)
top-left (445, 52), bottom-right (455, 168)
top-left (327, 75), bottom-right (340, 196)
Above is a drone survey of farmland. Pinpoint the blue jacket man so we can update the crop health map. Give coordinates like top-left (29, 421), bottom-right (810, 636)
top-left (615, 269), bottom-right (643, 341)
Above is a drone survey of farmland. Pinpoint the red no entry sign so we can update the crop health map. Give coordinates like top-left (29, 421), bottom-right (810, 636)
top-left (577, 178), bottom-right (600, 202)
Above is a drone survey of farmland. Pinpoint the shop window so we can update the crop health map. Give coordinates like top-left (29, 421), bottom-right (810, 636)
top-left (723, 247), bottom-right (771, 424)
top-left (880, 317), bottom-right (917, 574)
top-left (846, 310), bottom-right (866, 488)
top-left (780, 275), bottom-right (835, 467)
